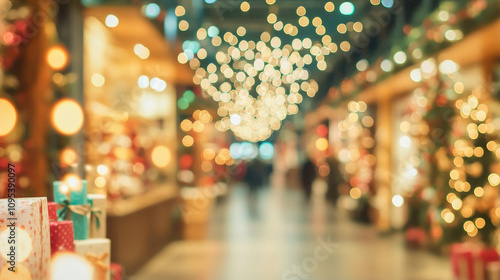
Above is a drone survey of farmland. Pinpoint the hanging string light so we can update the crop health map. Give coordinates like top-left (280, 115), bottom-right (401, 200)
top-left (172, 1), bottom-right (381, 141)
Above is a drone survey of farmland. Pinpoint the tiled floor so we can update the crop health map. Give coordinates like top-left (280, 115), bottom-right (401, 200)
top-left (134, 185), bottom-right (452, 280)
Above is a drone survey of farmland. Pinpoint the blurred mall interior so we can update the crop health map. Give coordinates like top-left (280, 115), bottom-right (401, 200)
top-left (1, 0), bottom-right (500, 279)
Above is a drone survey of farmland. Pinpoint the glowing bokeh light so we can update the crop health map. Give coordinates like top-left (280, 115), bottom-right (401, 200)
top-left (0, 99), bottom-right (17, 136)
top-left (152, 146), bottom-right (171, 168)
top-left (51, 99), bottom-right (84, 135)
top-left (47, 45), bottom-right (69, 70)
top-left (105, 14), bottom-right (119, 27)
top-left (339, 2), bottom-right (355, 15)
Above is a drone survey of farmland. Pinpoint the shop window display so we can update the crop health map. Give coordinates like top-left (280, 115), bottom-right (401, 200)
top-left (83, 8), bottom-right (178, 204)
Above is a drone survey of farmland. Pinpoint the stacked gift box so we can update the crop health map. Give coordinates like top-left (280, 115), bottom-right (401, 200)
top-left (0, 179), bottom-right (123, 280)
top-left (51, 179), bottom-right (122, 280)
top-left (0, 197), bottom-right (51, 279)
top-left (451, 243), bottom-right (500, 280)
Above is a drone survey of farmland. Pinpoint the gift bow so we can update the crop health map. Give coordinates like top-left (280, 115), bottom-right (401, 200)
top-left (57, 200), bottom-right (92, 220)
top-left (58, 200), bottom-right (102, 229)
top-left (90, 208), bottom-right (102, 230)
top-left (85, 252), bottom-right (109, 280)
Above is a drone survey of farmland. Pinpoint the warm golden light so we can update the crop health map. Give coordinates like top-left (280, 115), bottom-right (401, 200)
top-left (296, 6), bottom-right (306, 16)
top-left (315, 138), bottom-right (329, 151)
top-left (0, 99), bottom-right (17, 136)
top-left (97, 165), bottom-right (108, 175)
top-left (95, 177), bottom-right (106, 188)
top-left (175, 6), bottom-right (185, 16)
top-left (350, 188), bottom-right (361, 199)
top-left (182, 135), bottom-right (194, 147)
top-left (179, 20), bottom-right (189, 31)
top-left (60, 148), bottom-right (78, 165)
top-left (63, 174), bottom-right (82, 191)
top-left (47, 45), bottom-right (69, 70)
top-left (240, 1), bottom-right (250, 12)
top-left (91, 73), bottom-right (105, 87)
top-left (51, 99), bottom-right (84, 135)
top-left (151, 145), bottom-right (171, 168)
top-left (325, 2), bottom-right (335, 12)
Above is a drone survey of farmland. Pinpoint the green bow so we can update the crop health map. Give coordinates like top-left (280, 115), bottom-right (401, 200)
top-left (57, 200), bottom-right (91, 220)
top-left (91, 209), bottom-right (102, 229)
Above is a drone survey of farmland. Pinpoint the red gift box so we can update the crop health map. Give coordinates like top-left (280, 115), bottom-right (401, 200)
top-left (48, 201), bottom-right (58, 221)
top-left (110, 263), bottom-right (123, 280)
top-left (451, 243), bottom-right (499, 280)
top-left (50, 220), bottom-right (75, 255)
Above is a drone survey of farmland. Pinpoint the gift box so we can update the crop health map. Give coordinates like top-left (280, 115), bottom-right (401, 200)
top-left (47, 202), bottom-right (58, 221)
top-left (54, 180), bottom-right (90, 240)
top-left (50, 220), bottom-right (75, 256)
top-left (110, 263), bottom-right (123, 280)
top-left (0, 197), bottom-right (50, 280)
top-left (74, 238), bottom-right (111, 280)
top-left (487, 262), bottom-right (500, 280)
top-left (451, 243), bottom-right (499, 280)
top-left (88, 194), bottom-right (106, 239)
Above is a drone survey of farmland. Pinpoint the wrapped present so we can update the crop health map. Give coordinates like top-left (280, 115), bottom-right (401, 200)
top-left (487, 262), bottom-right (500, 280)
top-left (451, 243), bottom-right (499, 280)
top-left (74, 238), bottom-right (111, 280)
top-left (0, 197), bottom-right (50, 280)
top-left (47, 202), bottom-right (58, 221)
top-left (54, 180), bottom-right (90, 240)
top-left (50, 220), bottom-right (75, 256)
top-left (88, 194), bottom-right (106, 239)
top-left (110, 263), bottom-right (123, 280)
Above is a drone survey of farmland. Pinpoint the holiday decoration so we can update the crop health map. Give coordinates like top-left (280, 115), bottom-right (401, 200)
top-left (50, 221), bottom-right (75, 256)
top-left (110, 263), bottom-right (123, 280)
top-left (54, 180), bottom-right (90, 240)
top-left (74, 238), bottom-right (111, 280)
top-left (451, 243), bottom-right (499, 280)
top-left (0, 197), bottom-right (50, 280)
top-left (88, 194), bottom-right (106, 239)
top-left (48, 202), bottom-right (58, 221)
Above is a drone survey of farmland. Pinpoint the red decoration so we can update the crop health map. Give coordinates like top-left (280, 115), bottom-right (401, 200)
top-left (450, 243), bottom-right (499, 280)
top-left (49, 221), bottom-right (75, 256)
top-left (110, 263), bottom-right (124, 280)
top-left (47, 202), bottom-right (58, 221)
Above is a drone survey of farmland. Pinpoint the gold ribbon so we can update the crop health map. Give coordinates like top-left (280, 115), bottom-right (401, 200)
top-left (56, 200), bottom-right (92, 220)
top-left (85, 252), bottom-right (109, 280)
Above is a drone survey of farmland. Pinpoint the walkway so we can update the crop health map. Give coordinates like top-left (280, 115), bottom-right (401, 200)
top-left (134, 185), bottom-right (452, 280)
